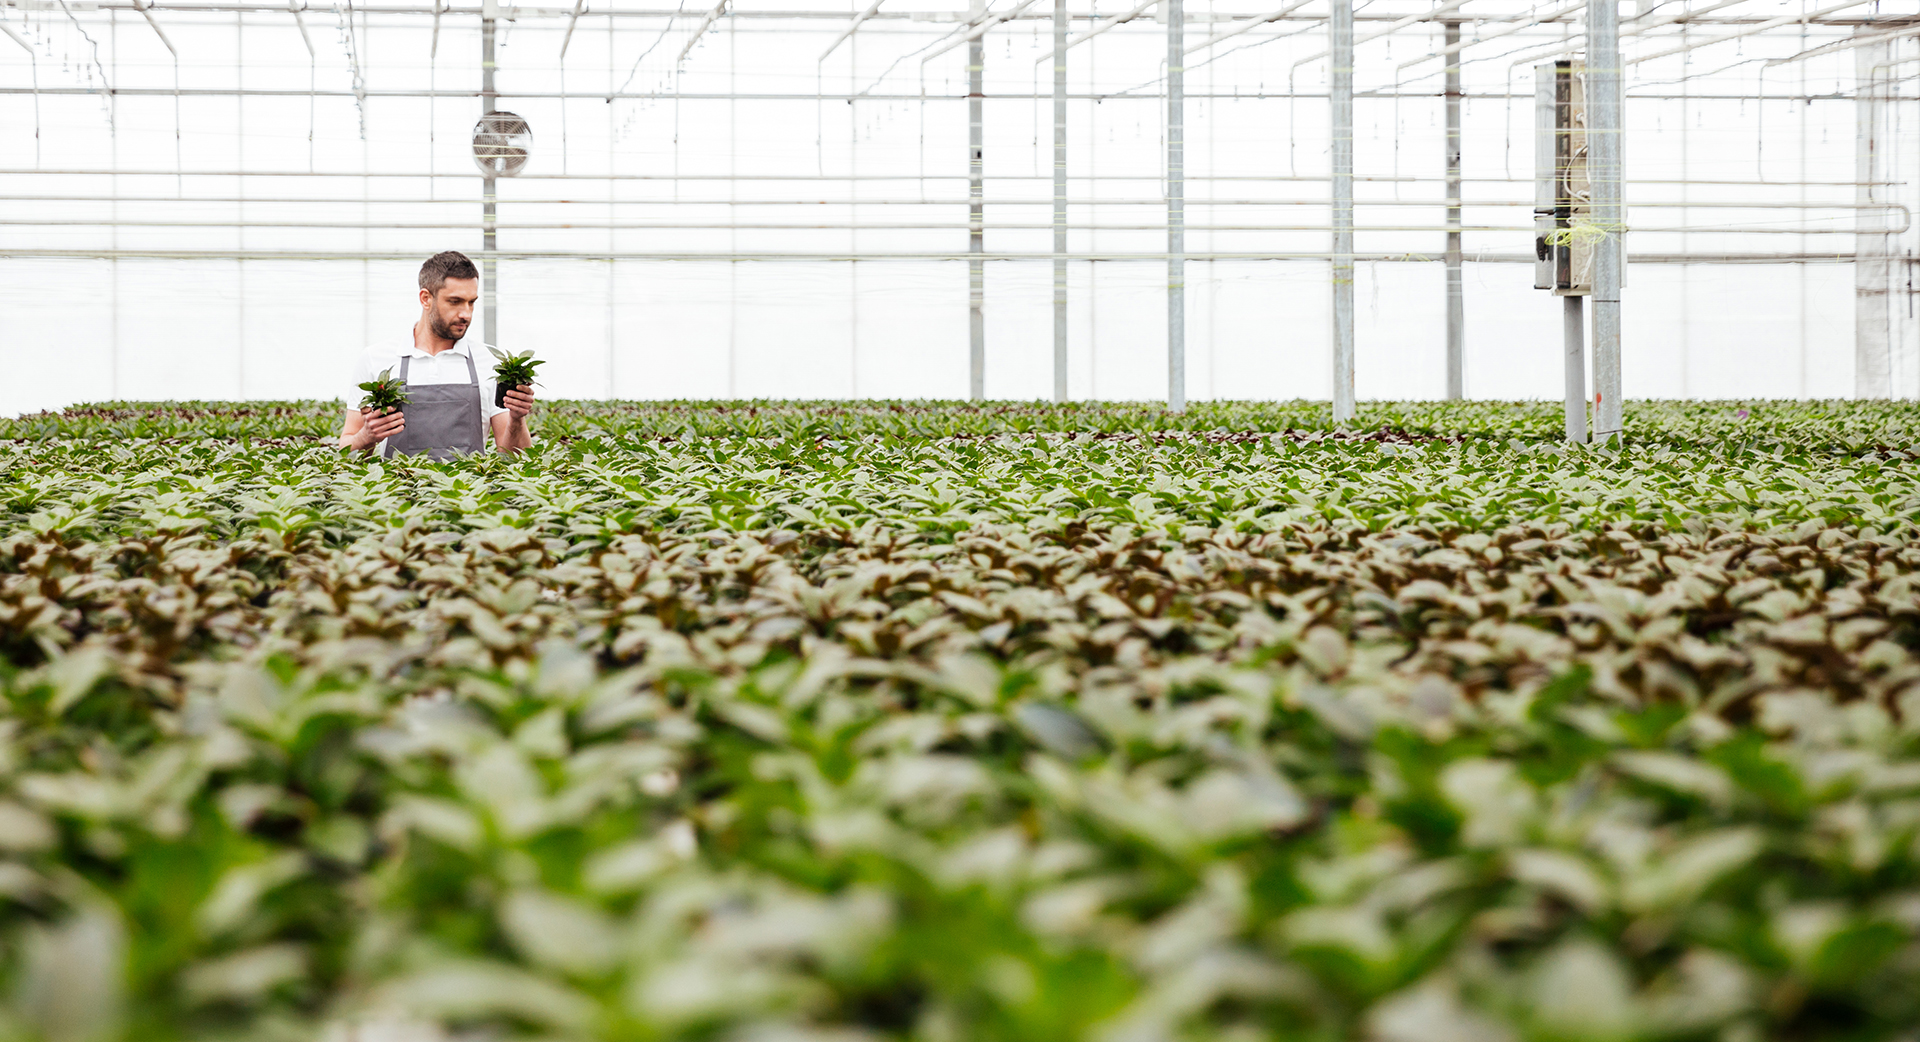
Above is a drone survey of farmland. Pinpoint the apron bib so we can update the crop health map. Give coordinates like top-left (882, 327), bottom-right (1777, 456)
top-left (383, 352), bottom-right (486, 461)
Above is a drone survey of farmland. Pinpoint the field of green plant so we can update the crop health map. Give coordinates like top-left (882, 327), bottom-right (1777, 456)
top-left (1, 398), bottom-right (1918, 1042)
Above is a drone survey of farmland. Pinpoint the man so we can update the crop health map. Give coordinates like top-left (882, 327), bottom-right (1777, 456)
top-left (338, 251), bottom-right (536, 458)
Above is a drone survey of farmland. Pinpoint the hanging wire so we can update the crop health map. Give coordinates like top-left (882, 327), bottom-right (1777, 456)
top-left (0, 10), bottom-right (43, 164)
top-left (54, 0), bottom-right (111, 121)
top-left (616, 0), bottom-right (690, 98)
top-left (332, 0), bottom-right (368, 139)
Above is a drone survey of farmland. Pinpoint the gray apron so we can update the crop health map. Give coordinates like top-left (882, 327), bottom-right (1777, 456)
top-left (383, 352), bottom-right (487, 461)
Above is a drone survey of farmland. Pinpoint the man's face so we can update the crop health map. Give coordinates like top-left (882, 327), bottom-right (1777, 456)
top-left (420, 278), bottom-right (478, 342)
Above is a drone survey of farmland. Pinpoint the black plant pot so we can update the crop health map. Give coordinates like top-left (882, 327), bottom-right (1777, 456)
top-left (495, 384), bottom-right (512, 408)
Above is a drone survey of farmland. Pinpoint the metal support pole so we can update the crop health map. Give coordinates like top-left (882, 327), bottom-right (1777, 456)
top-left (1331, 0), bottom-right (1355, 423)
top-left (1588, 0), bottom-right (1622, 438)
top-left (482, 0), bottom-right (498, 349)
top-left (1168, 0), bottom-right (1185, 411)
top-left (1564, 294), bottom-right (1587, 442)
top-left (1856, 31), bottom-right (1892, 398)
top-left (1444, 18), bottom-right (1463, 399)
top-left (968, 16), bottom-right (986, 401)
top-left (1053, 0), bottom-right (1068, 403)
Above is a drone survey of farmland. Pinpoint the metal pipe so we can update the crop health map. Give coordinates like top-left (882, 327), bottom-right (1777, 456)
top-left (1, 247), bottom-right (1866, 262)
top-left (1445, 17), bottom-right (1463, 400)
top-left (1398, 0), bottom-right (1586, 74)
top-left (968, 10), bottom-right (984, 401)
top-left (2, 218), bottom-right (1878, 233)
top-left (922, 0), bottom-right (1042, 65)
top-left (482, 0), bottom-right (498, 349)
top-left (1047, 0), bottom-right (1159, 59)
top-left (1629, 0), bottom-right (1872, 66)
top-left (818, 0), bottom-right (884, 62)
top-left (1183, 0), bottom-right (1312, 56)
top-left (289, 0), bottom-right (315, 55)
top-left (1856, 29), bottom-right (1892, 398)
top-left (1053, 0), bottom-right (1068, 403)
top-left (1564, 294), bottom-right (1586, 442)
top-left (7, 200), bottom-right (1902, 219)
top-left (1293, 0), bottom-right (1470, 69)
top-left (557, 0), bottom-right (583, 57)
top-left (1331, 0), bottom-right (1354, 423)
top-left (1501, 0), bottom-right (1758, 71)
top-left (0, 86), bottom-right (1887, 101)
top-left (1589, 0), bottom-right (1622, 438)
top-left (0, 175), bottom-right (1899, 187)
top-left (1766, 21), bottom-right (1920, 67)
top-left (1167, 0), bottom-right (1185, 412)
top-left (675, 0), bottom-right (728, 64)
top-left (47, 1), bottom-right (1899, 21)
top-left (130, 0), bottom-right (179, 55)
top-left (0, 17), bottom-right (35, 54)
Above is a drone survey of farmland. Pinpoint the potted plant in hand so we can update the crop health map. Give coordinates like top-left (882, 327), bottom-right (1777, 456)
top-left (358, 367), bottom-right (409, 416)
top-left (488, 348), bottom-right (545, 408)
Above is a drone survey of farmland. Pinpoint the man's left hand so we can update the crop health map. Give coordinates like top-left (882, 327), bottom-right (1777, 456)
top-left (504, 385), bottom-right (536, 419)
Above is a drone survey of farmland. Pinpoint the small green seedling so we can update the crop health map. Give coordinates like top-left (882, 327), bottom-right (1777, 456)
top-left (357, 367), bottom-right (409, 414)
top-left (489, 348), bottom-right (545, 408)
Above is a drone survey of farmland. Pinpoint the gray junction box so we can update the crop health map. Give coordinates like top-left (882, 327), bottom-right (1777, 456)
top-left (1535, 61), bottom-right (1592, 296)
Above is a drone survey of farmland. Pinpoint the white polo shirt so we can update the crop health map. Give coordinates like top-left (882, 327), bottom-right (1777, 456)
top-left (349, 338), bottom-right (507, 453)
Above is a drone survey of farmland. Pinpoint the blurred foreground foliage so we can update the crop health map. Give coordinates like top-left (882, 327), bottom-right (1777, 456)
top-left (0, 399), bottom-right (1916, 1041)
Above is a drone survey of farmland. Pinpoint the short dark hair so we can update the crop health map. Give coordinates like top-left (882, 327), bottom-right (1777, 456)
top-left (420, 251), bottom-right (479, 295)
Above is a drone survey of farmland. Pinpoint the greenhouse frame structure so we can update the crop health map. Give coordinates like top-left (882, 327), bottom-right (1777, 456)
top-left (2, 0), bottom-right (1917, 423)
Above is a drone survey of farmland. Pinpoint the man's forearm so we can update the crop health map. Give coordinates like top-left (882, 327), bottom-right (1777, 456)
top-left (497, 415), bottom-right (533, 453)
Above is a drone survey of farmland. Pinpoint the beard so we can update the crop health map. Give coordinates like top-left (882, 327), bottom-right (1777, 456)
top-left (430, 314), bottom-right (469, 342)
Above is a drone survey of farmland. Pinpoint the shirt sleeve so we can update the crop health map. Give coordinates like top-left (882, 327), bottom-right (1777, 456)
top-left (347, 349), bottom-right (374, 407)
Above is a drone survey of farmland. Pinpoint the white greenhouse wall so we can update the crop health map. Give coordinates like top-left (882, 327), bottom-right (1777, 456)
top-left (2, 0), bottom-right (1916, 415)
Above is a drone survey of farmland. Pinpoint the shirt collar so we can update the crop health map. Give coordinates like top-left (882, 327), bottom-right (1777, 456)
top-left (406, 338), bottom-right (471, 359)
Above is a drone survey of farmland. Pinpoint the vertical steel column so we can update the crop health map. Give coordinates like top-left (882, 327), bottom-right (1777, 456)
top-left (1053, 0), bottom-right (1068, 403)
top-left (1330, 0), bottom-right (1355, 423)
top-left (1167, 0), bottom-right (1185, 411)
top-left (1587, 0), bottom-right (1622, 437)
top-left (111, 12), bottom-right (120, 400)
top-left (1443, 18), bottom-right (1463, 399)
top-left (1564, 296), bottom-right (1587, 442)
top-left (482, 0), bottom-right (498, 349)
top-left (1856, 32), bottom-right (1891, 398)
top-left (607, 8), bottom-right (617, 398)
top-left (237, 10), bottom-right (246, 398)
top-left (1538, 61), bottom-right (1583, 442)
top-left (968, 11), bottom-right (986, 401)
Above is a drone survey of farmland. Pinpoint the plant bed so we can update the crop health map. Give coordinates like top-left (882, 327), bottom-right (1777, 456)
top-left (0, 400), bottom-right (1917, 1041)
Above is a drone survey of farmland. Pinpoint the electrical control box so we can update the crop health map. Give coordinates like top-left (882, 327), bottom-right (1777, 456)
top-left (1534, 61), bottom-right (1592, 296)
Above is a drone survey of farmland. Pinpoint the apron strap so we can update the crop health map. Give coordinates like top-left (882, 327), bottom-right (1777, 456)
top-left (465, 351), bottom-right (482, 443)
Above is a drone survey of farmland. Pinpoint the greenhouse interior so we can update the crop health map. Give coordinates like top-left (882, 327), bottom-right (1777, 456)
top-left (5, 1), bottom-right (1920, 1040)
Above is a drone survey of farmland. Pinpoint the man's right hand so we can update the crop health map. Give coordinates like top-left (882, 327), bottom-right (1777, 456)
top-left (347, 407), bottom-right (406, 452)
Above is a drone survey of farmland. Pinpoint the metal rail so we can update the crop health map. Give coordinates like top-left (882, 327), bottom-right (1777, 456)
top-left (12, 0), bottom-right (1902, 23)
top-left (0, 87), bottom-right (1887, 101)
top-left (2, 248), bottom-right (1863, 263)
